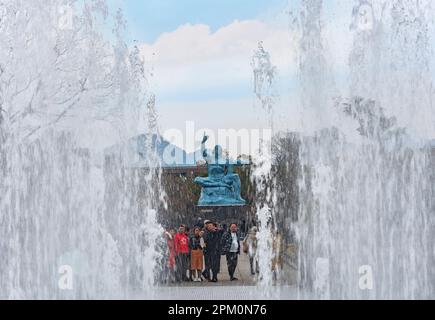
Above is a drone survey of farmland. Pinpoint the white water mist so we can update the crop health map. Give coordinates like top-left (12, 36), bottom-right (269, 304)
top-left (289, 0), bottom-right (435, 299)
top-left (0, 1), bottom-right (163, 299)
top-left (251, 43), bottom-right (279, 296)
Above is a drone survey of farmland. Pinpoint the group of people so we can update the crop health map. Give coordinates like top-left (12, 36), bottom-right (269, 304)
top-left (163, 219), bottom-right (259, 284)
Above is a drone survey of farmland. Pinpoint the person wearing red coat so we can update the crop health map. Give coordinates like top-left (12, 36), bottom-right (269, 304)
top-left (174, 225), bottom-right (190, 281)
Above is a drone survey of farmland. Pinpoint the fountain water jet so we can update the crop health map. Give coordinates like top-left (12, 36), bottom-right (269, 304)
top-left (251, 43), bottom-right (280, 297)
top-left (0, 0), bottom-right (163, 299)
top-left (285, 0), bottom-right (435, 299)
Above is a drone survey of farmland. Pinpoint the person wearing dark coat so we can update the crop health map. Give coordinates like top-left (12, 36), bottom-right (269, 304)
top-left (202, 221), bottom-right (223, 282)
top-left (221, 223), bottom-right (241, 281)
top-left (214, 222), bottom-right (225, 275)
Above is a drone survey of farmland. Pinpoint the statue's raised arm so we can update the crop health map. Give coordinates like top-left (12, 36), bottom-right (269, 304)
top-left (201, 133), bottom-right (209, 162)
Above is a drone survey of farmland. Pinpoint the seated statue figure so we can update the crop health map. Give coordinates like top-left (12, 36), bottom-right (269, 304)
top-left (223, 162), bottom-right (246, 203)
top-left (194, 136), bottom-right (246, 206)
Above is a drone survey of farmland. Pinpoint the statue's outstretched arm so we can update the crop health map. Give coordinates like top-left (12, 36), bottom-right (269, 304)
top-left (201, 133), bottom-right (209, 161)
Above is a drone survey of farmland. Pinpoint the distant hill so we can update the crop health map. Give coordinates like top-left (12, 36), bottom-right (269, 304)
top-left (104, 134), bottom-right (248, 168)
top-left (104, 134), bottom-right (190, 168)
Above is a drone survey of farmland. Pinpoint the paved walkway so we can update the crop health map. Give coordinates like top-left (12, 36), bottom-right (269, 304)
top-left (152, 285), bottom-right (298, 300)
top-left (169, 252), bottom-right (256, 287)
top-left (153, 252), bottom-right (299, 299)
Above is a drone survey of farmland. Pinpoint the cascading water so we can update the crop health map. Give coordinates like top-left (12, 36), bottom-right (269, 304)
top-left (0, 1), bottom-right (162, 299)
top-left (1, 0), bottom-right (433, 301)
top-left (286, 0), bottom-right (435, 299)
top-left (251, 43), bottom-right (279, 296)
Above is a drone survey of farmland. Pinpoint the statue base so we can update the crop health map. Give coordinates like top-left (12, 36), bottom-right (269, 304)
top-left (194, 205), bottom-right (253, 233)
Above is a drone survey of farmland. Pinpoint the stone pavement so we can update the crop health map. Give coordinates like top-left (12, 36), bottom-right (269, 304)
top-left (218, 252), bottom-right (255, 285)
top-left (150, 252), bottom-right (300, 300)
top-left (172, 251), bottom-right (257, 287)
top-left (152, 285), bottom-right (298, 300)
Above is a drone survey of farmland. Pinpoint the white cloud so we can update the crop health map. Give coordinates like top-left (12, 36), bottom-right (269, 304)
top-left (141, 20), bottom-right (294, 68)
top-left (139, 20), bottom-right (296, 101)
top-left (136, 20), bottom-right (302, 156)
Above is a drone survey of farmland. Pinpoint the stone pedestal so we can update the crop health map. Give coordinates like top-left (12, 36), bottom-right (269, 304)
top-left (194, 205), bottom-right (253, 233)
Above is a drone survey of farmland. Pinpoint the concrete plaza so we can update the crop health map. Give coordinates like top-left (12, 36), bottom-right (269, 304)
top-left (153, 253), bottom-right (298, 300)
